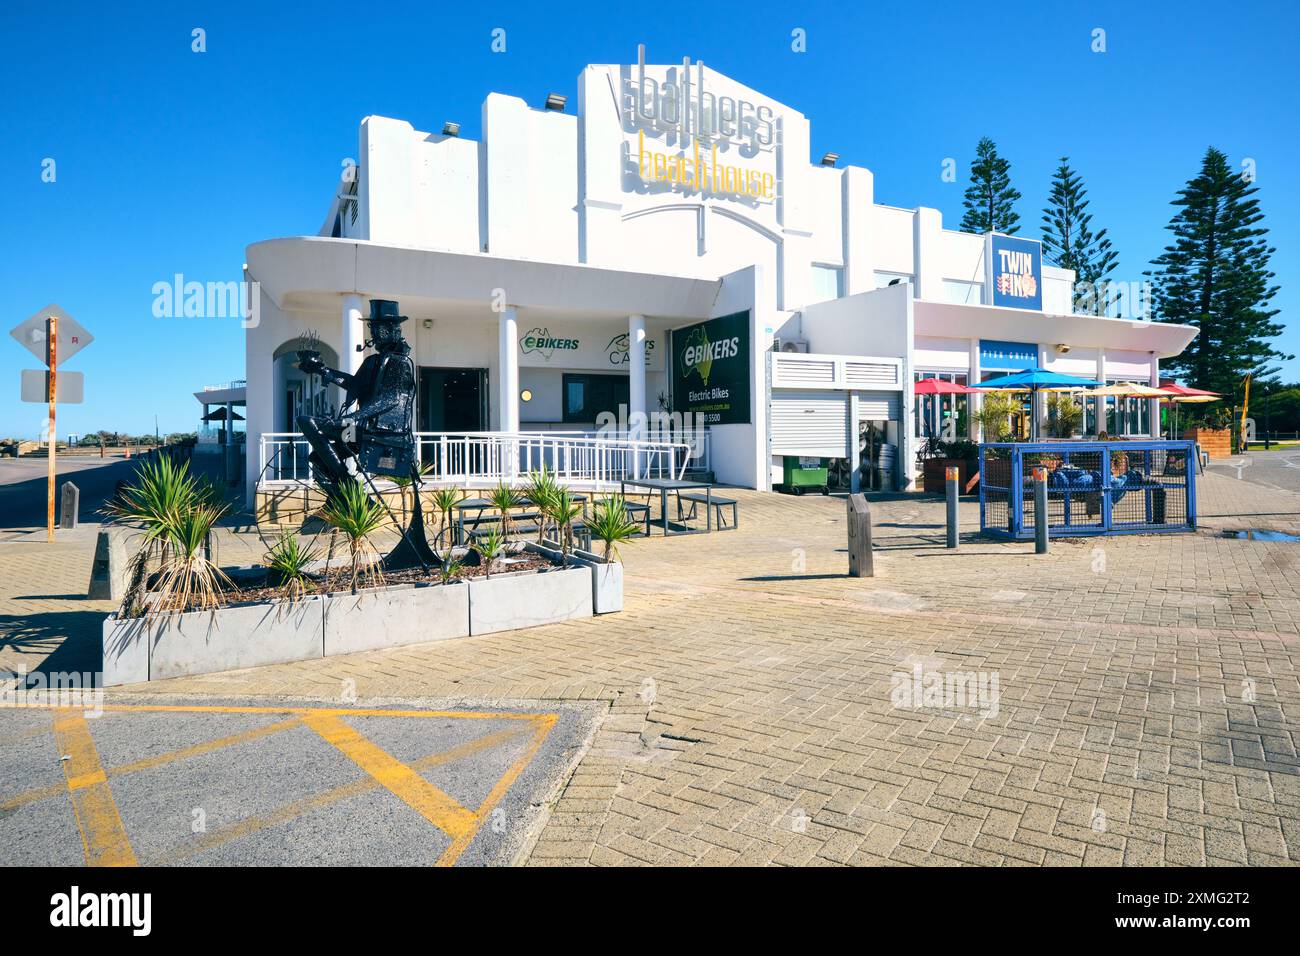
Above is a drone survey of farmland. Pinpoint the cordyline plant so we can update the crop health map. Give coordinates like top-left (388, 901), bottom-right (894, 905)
top-left (473, 526), bottom-right (506, 579)
top-left (588, 495), bottom-right (640, 562)
top-left (523, 466), bottom-right (559, 542)
top-left (487, 482), bottom-right (519, 541)
top-left (263, 530), bottom-right (320, 601)
top-left (104, 456), bottom-right (224, 617)
top-left (428, 486), bottom-right (464, 551)
top-left (154, 504), bottom-right (232, 614)
top-left (320, 478), bottom-right (387, 595)
top-left (546, 488), bottom-right (584, 567)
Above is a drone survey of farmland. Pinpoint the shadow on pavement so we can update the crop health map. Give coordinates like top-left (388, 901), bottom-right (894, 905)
top-left (0, 610), bottom-right (105, 678)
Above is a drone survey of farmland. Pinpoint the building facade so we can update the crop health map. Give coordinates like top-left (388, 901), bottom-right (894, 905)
top-left (243, 48), bottom-right (1197, 501)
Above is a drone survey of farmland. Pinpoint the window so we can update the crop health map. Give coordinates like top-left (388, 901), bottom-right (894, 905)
top-left (1099, 382), bottom-right (1152, 436)
top-left (913, 371), bottom-right (969, 448)
top-left (562, 373), bottom-right (629, 423)
top-left (809, 264), bottom-right (844, 304)
top-left (943, 280), bottom-right (983, 305)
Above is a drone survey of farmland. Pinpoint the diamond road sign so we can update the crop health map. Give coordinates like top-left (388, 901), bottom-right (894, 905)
top-left (9, 303), bottom-right (93, 366)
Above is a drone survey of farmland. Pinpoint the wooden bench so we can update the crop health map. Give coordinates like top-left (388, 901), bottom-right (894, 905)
top-left (676, 492), bottom-right (738, 530)
top-left (467, 522), bottom-right (591, 551)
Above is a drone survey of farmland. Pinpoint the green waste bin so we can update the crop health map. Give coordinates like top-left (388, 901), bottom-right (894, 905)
top-left (782, 456), bottom-right (830, 495)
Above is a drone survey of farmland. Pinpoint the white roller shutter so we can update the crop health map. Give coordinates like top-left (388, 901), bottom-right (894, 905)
top-left (856, 390), bottom-right (901, 421)
top-left (770, 391), bottom-right (848, 457)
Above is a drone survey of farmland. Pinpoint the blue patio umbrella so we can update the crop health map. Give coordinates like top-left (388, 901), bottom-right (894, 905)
top-left (969, 367), bottom-right (1104, 440)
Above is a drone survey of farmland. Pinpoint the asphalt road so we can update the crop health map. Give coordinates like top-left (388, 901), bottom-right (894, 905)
top-left (0, 457), bottom-right (139, 532)
top-left (0, 695), bottom-right (597, 866)
top-left (1205, 448), bottom-right (1300, 498)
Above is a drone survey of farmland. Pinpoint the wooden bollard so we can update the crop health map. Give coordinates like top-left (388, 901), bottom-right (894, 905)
top-left (59, 481), bottom-right (80, 529)
top-left (848, 493), bottom-right (874, 578)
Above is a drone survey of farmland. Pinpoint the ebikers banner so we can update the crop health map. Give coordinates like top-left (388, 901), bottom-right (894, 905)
top-left (670, 311), bottom-right (751, 425)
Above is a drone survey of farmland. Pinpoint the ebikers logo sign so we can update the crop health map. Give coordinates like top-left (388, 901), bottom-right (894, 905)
top-left (671, 311), bottom-right (750, 425)
top-left (520, 327), bottom-right (580, 361)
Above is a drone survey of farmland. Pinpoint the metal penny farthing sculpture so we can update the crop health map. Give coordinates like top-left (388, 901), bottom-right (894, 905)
top-left (296, 299), bottom-right (441, 570)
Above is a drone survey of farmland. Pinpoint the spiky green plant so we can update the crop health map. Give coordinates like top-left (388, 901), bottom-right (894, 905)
top-left (104, 456), bottom-right (209, 616)
top-left (523, 466), bottom-right (560, 542)
top-left (428, 486), bottom-right (464, 550)
top-left (153, 503), bottom-right (232, 615)
top-left (264, 530), bottom-right (321, 601)
top-left (487, 482), bottom-right (519, 541)
top-left (588, 495), bottom-right (640, 562)
top-left (320, 479), bottom-right (387, 594)
top-left (546, 488), bottom-right (584, 567)
top-left (437, 551), bottom-right (464, 585)
top-left (473, 526), bottom-right (506, 579)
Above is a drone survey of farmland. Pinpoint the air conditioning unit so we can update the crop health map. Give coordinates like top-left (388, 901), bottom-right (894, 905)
top-left (775, 337), bottom-right (810, 354)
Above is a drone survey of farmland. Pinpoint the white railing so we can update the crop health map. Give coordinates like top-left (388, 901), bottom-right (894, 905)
top-left (258, 431), bottom-right (694, 489)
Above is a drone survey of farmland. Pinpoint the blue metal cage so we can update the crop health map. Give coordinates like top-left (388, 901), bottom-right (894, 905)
top-left (979, 441), bottom-right (1197, 539)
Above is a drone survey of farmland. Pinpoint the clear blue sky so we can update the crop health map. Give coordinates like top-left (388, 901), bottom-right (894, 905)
top-left (3, 0), bottom-right (1297, 437)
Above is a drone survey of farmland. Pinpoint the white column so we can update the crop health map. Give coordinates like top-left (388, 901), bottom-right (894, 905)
top-left (342, 293), bottom-right (365, 376)
top-left (968, 338), bottom-right (982, 440)
top-left (1095, 348), bottom-right (1107, 436)
top-left (498, 307), bottom-right (519, 433)
top-left (1149, 352), bottom-right (1161, 438)
top-left (628, 315), bottom-right (646, 441)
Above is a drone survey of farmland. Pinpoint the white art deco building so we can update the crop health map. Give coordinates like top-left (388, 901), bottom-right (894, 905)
top-left (243, 47), bottom-right (1196, 503)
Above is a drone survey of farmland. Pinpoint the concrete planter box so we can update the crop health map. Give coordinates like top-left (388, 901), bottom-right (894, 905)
top-left (102, 545), bottom-right (619, 685)
top-left (532, 542), bottom-right (625, 615)
top-left (102, 595), bottom-right (324, 685)
top-left (468, 565), bottom-right (593, 635)
top-left (322, 582), bottom-right (469, 655)
top-left (101, 616), bottom-right (151, 686)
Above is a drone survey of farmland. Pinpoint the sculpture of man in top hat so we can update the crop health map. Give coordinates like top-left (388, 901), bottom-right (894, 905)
top-left (296, 299), bottom-right (417, 499)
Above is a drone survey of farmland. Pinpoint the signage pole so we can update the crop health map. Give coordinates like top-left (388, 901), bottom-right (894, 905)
top-left (46, 313), bottom-right (58, 542)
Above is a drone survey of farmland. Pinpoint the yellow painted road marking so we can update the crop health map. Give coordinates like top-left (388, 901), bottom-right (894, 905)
top-left (14, 703), bottom-right (549, 720)
top-left (9, 704), bottom-right (560, 866)
top-left (152, 723), bottom-right (532, 866)
top-left (1, 717), bottom-right (301, 814)
top-left (52, 711), bottom-right (137, 867)
top-left (437, 713), bottom-right (558, 867)
top-left (300, 712), bottom-right (478, 840)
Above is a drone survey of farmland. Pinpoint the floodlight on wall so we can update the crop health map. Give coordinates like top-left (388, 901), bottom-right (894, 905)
top-left (820, 152), bottom-right (839, 167)
top-left (442, 122), bottom-right (460, 137)
top-left (544, 93), bottom-right (567, 111)
top-left (520, 389), bottom-right (533, 403)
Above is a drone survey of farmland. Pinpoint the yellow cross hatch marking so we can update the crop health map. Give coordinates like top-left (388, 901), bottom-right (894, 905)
top-left (152, 723), bottom-right (532, 866)
top-left (436, 712), bottom-right (558, 867)
top-left (299, 712), bottom-right (479, 841)
top-left (52, 711), bottom-right (137, 867)
top-left (9, 704), bottom-right (560, 867)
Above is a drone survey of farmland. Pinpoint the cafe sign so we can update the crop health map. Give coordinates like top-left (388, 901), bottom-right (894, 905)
top-left (519, 323), bottom-right (662, 371)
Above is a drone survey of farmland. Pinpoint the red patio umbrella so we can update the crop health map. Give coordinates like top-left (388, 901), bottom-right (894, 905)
top-left (1160, 382), bottom-right (1220, 398)
top-left (913, 379), bottom-right (972, 395)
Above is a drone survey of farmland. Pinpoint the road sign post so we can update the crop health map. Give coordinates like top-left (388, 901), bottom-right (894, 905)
top-left (10, 303), bottom-right (92, 542)
top-left (47, 314), bottom-right (57, 542)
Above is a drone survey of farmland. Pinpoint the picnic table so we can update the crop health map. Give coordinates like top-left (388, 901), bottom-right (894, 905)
top-left (619, 477), bottom-right (733, 536)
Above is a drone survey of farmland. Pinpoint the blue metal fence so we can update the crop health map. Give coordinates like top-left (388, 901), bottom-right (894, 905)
top-left (979, 441), bottom-right (1197, 539)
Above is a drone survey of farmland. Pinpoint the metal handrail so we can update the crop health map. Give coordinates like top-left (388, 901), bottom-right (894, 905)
top-left (258, 431), bottom-right (693, 489)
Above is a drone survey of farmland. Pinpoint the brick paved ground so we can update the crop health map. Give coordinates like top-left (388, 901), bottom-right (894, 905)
top-left (2, 472), bottom-right (1297, 866)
